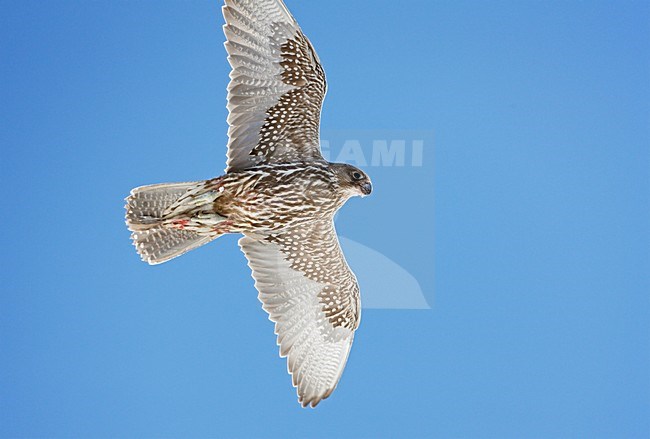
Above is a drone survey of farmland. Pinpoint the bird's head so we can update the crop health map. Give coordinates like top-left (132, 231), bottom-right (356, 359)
top-left (331, 163), bottom-right (372, 198)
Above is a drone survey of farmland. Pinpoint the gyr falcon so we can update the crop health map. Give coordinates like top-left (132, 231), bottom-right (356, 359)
top-left (125, 0), bottom-right (372, 407)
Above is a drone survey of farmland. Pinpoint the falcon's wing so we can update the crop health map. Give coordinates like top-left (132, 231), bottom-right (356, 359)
top-left (222, 0), bottom-right (327, 172)
top-left (239, 219), bottom-right (361, 407)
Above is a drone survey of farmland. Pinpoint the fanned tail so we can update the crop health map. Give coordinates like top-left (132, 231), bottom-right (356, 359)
top-left (125, 181), bottom-right (225, 265)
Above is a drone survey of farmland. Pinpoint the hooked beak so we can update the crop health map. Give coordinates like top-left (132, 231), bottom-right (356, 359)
top-left (361, 182), bottom-right (372, 196)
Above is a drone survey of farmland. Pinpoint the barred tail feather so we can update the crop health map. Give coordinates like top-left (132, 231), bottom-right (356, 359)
top-left (130, 227), bottom-right (217, 265)
top-left (125, 182), bottom-right (200, 230)
top-left (125, 182), bottom-right (221, 265)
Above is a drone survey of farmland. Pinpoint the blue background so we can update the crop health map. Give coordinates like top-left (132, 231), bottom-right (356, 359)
top-left (1, 0), bottom-right (649, 437)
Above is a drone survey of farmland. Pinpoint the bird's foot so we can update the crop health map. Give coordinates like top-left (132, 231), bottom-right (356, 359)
top-left (171, 219), bottom-right (190, 230)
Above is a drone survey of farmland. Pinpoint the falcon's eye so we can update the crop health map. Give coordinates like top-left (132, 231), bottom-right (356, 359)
top-left (351, 171), bottom-right (363, 181)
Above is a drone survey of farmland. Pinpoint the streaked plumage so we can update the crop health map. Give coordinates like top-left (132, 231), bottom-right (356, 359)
top-left (125, 0), bottom-right (372, 407)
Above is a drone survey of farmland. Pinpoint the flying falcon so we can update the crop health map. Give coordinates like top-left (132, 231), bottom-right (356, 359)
top-left (125, 0), bottom-right (372, 407)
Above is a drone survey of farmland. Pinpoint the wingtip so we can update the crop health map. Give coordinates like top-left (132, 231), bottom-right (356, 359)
top-left (298, 392), bottom-right (329, 409)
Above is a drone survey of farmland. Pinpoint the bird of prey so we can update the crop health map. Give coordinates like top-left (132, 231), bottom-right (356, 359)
top-left (125, 0), bottom-right (372, 408)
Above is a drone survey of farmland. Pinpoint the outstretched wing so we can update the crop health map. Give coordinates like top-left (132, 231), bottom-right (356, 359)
top-left (223, 0), bottom-right (327, 172)
top-left (239, 219), bottom-right (361, 407)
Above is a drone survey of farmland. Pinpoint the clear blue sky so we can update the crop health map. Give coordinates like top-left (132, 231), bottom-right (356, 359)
top-left (1, 0), bottom-right (649, 437)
